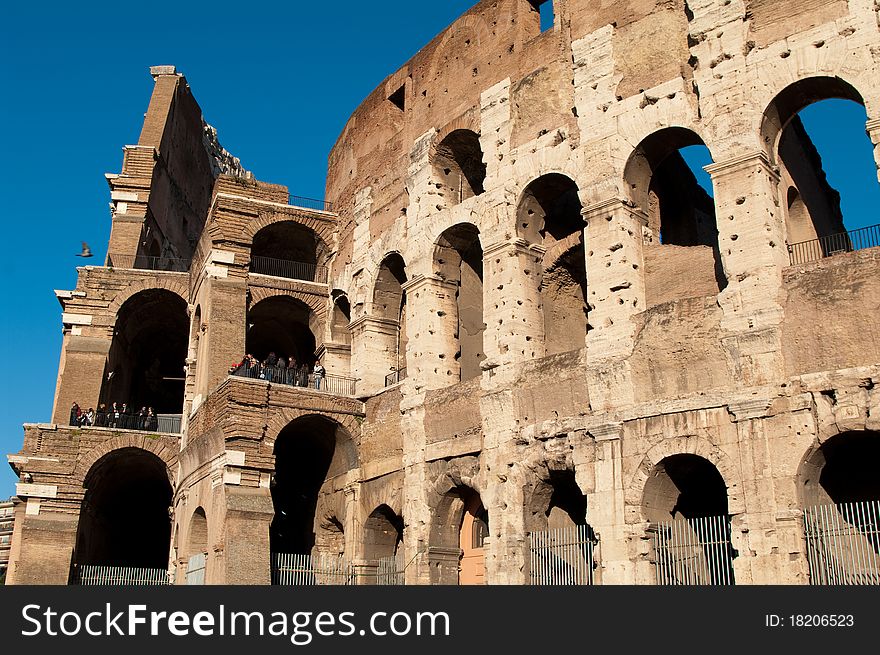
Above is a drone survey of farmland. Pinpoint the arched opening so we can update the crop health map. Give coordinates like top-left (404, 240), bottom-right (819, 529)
top-left (186, 507), bottom-right (208, 557)
top-left (330, 294), bottom-right (351, 346)
top-left (643, 454), bottom-right (735, 585)
top-left (432, 129), bottom-right (486, 207)
top-left (270, 415), bottom-right (357, 556)
top-left (799, 431), bottom-right (880, 584)
top-left (434, 224), bottom-right (485, 382)
top-left (73, 448), bottom-right (172, 570)
top-left (250, 221), bottom-right (328, 282)
top-left (429, 486), bottom-right (487, 585)
top-left (625, 128), bottom-right (726, 295)
top-left (517, 174), bottom-right (588, 355)
top-left (762, 78), bottom-right (879, 263)
top-left (373, 254), bottom-right (408, 380)
top-left (525, 469), bottom-right (596, 585)
top-left (101, 289), bottom-right (188, 419)
top-left (246, 296), bottom-right (318, 372)
top-left (364, 505), bottom-right (404, 561)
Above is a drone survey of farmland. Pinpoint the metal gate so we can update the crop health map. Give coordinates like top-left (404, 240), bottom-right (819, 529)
top-left (652, 515), bottom-right (735, 585)
top-left (528, 524), bottom-right (598, 585)
top-left (73, 565), bottom-right (170, 585)
top-left (804, 500), bottom-right (880, 585)
top-left (272, 552), bottom-right (355, 585)
top-left (377, 552), bottom-right (405, 586)
top-left (185, 552), bottom-right (207, 585)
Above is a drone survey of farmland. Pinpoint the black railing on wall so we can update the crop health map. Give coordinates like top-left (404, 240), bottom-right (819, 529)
top-left (788, 223), bottom-right (880, 265)
top-left (289, 195), bottom-right (334, 212)
top-left (107, 253), bottom-right (191, 272)
top-left (230, 364), bottom-right (356, 396)
top-left (384, 368), bottom-right (407, 387)
top-left (249, 256), bottom-right (328, 283)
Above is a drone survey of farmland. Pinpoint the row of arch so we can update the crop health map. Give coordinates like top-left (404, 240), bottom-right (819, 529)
top-left (69, 408), bottom-right (880, 582)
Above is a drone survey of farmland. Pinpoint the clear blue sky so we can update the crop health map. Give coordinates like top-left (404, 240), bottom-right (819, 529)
top-left (1, 2), bottom-right (878, 499)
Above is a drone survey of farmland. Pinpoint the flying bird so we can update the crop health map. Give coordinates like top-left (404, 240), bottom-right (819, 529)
top-left (77, 241), bottom-right (93, 258)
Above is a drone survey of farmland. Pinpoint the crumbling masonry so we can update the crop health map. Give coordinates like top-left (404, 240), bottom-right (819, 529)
top-left (7, 0), bottom-right (880, 585)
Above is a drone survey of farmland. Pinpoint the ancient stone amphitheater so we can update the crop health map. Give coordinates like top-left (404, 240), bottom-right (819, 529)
top-left (6, 0), bottom-right (880, 585)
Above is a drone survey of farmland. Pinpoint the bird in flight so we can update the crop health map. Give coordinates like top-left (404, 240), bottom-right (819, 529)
top-left (77, 241), bottom-right (93, 257)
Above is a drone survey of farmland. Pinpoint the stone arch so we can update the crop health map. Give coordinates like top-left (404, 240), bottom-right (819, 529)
top-left (264, 407), bottom-right (362, 461)
top-left (75, 434), bottom-right (178, 488)
top-left (363, 504), bottom-right (404, 561)
top-left (186, 507), bottom-right (208, 557)
top-left (247, 287), bottom-right (326, 321)
top-left (74, 445), bottom-right (174, 569)
top-left (624, 435), bottom-right (743, 522)
top-left (797, 430), bottom-right (880, 508)
top-left (241, 211), bottom-right (336, 249)
top-left (269, 413), bottom-right (360, 555)
top-left (759, 75), bottom-right (867, 163)
top-left (106, 278), bottom-right (189, 318)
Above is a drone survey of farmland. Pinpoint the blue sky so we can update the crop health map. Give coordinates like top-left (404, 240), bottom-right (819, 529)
top-left (1, 2), bottom-right (878, 499)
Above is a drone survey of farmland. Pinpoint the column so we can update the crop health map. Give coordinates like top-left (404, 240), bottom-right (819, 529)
top-left (400, 275), bottom-right (460, 391)
top-left (481, 239), bottom-right (546, 369)
top-left (349, 316), bottom-right (400, 395)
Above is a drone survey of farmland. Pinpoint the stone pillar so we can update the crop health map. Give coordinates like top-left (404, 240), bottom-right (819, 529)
top-left (349, 316), bottom-right (399, 395)
top-left (582, 199), bottom-right (648, 363)
top-left (7, 504), bottom-right (78, 585)
top-left (705, 153), bottom-right (787, 330)
top-left (401, 275), bottom-right (460, 391)
top-left (705, 153), bottom-right (787, 387)
top-left (221, 487), bottom-right (274, 585)
top-left (51, 331), bottom-right (112, 425)
top-left (427, 546), bottom-right (462, 584)
top-left (482, 239), bottom-right (545, 369)
top-left (579, 424), bottom-right (633, 584)
top-left (342, 484), bottom-right (359, 560)
top-left (316, 342), bottom-right (352, 380)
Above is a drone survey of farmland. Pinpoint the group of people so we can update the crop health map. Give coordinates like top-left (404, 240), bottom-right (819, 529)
top-left (69, 401), bottom-right (159, 431)
top-left (229, 351), bottom-right (326, 389)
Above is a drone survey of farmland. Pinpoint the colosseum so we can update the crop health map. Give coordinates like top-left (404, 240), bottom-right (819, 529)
top-left (5, 0), bottom-right (880, 586)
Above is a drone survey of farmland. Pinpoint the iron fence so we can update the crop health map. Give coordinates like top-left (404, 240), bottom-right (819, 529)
top-left (271, 552), bottom-right (405, 586)
top-left (384, 368), bottom-right (407, 387)
top-left (249, 256), bottom-right (328, 283)
top-left (804, 500), bottom-right (880, 585)
top-left (77, 412), bottom-right (182, 434)
top-left (231, 365), bottom-right (356, 396)
top-left (651, 515), bottom-right (735, 585)
top-left (528, 524), bottom-right (598, 585)
top-left (107, 253), bottom-right (191, 272)
top-left (787, 223), bottom-right (880, 265)
top-left (289, 195), bottom-right (334, 212)
top-left (72, 564), bottom-right (171, 585)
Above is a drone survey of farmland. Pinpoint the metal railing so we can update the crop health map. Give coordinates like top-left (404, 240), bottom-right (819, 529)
top-left (186, 553), bottom-right (207, 586)
top-left (72, 564), bottom-right (171, 586)
top-left (271, 552), bottom-right (405, 586)
top-left (249, 256), bottom-right (328, 283)
top-left (651, 515), bottom-right (735, 585)
top-left (289, 195), bottom-right (334, 213)
top-left (231, 365), bottom-right (357, 396)
top-left (77, 413), bottom-right (182, 434)
top-left (528, 524), bottom-right (598, 585)
top-left (107, 253), bottom-right (191, 272)
top-left (804, 500), bottom-right (880, 585)
top-left (384, 368), bottom-right (407, 387)
top-left (787, 223), bottom-right (880, 265)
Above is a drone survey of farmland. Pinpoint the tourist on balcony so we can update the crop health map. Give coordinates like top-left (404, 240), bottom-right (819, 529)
top-left (95, 404), bottom-right (107, 427)
top-left (120, 402), bottom-right (131, 429)
top-left (144, 407), bottom-right (157, 431)
top-left (313, 361), bottom-right (325, 390)
top-left (109, 402), bottom-right (120, 428)
top-left (82, 407), bottom-right (95, 427)
top-left (69, 402), bottom-right (81, 427)
top-left (286, 358), bottom-right (298, 385)
top-left (137, 406), bottom-right (148, 430)
top-left (246, 354), bottom-right (260, 379)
